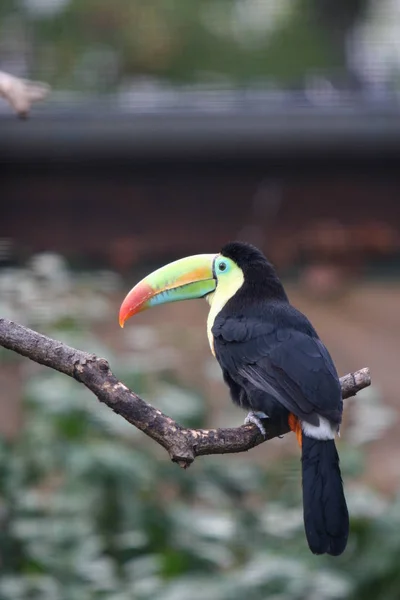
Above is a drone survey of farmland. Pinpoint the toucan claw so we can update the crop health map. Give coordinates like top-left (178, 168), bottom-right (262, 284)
top-left (244, 411), bottom-right (269, 437)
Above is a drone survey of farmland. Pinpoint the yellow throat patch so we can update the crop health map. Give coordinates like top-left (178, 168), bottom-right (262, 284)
top-left (206, 267), bottom-right (244, 356)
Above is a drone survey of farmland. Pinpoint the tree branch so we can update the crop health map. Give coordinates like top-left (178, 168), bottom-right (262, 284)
top-left (0, 318), bottom-right (371, 468)
top-left (0, 71), bottom-right (50, 118)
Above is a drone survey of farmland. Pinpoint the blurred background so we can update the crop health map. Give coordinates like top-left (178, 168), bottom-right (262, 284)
top-left (2, 1), bottom-right (400, 598)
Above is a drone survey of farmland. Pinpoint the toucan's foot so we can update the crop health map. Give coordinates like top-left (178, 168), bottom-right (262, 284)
top-left (244, 411), bottom-right (269, 437)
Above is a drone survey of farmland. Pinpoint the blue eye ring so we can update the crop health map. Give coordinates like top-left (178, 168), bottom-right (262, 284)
top-left (218, 261), bottom-right (227, 272)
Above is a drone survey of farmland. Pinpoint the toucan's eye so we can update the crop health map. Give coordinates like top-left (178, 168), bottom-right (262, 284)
top-left (219, 262), bottom-right (227, 272)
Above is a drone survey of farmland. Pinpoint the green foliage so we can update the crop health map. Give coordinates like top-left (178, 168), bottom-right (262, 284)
top-left (0, 381), bottom-right (344, 600)
top-left (0, 380), bottom-right (395, 600)
top-left (0, 254), bottom-right (398, 599)
top-left (2, 0), bottom-right (346, 89)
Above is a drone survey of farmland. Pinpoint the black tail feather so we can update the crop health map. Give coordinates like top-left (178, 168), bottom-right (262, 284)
top-left (302, 435), bottom-right (349, 556)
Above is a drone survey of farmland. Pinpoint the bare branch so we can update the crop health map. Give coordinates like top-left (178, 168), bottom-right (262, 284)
top-left (0, 318), bottom-right (371, 468)
top-left (0, 71), bottom-right (50, 118)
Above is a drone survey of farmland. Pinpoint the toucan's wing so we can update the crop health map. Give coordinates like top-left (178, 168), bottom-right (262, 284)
top-left (212, 312), bottom-right (342, 424)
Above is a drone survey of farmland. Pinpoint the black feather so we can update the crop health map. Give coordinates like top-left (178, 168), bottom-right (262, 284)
top-left (302, 436), bottom-right (349, 556)
top-left (210, 241), bottom-right (349, 555)
top-left (221, 242), bottom-right (289, 304)
top-left (213, 309), bottom-right (342, 425)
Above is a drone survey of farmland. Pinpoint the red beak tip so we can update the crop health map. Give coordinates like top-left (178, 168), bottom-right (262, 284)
top-left (119, 312), bottom-right (126, 328)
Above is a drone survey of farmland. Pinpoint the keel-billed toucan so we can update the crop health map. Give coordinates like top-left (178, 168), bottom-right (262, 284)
top-left (119, 242), bottom-right (349, 556)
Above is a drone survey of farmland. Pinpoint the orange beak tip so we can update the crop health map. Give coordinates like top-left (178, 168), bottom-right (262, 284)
top-left (118, 254), bottom-right (217, 329)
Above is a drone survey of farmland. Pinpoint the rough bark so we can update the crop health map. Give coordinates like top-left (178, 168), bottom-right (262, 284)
top-left (0, 318), bottom-right (371, 468)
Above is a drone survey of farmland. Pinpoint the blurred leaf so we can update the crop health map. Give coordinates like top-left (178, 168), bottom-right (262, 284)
top-left (1, 251), bottom-right (399, 600)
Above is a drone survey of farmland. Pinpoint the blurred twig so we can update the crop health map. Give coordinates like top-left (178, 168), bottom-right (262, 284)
top-left (0, 71), bottom-right (50, 118)
top-left (0, 318), bottom-right (371, 468)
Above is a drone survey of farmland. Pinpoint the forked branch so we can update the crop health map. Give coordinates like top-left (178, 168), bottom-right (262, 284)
top-left (0, 318), bottom-right (371, 468)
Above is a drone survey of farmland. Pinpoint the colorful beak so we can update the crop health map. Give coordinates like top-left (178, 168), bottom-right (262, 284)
top-left (119, 254), bottom-right (217, 327)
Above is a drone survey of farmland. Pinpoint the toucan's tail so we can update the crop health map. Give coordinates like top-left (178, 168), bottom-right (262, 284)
top-left (301, 435), bottom-right (349, 556)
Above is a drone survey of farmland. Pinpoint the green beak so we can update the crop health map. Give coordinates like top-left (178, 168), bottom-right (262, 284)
top-left (119, 254), bottom-right (217, 327)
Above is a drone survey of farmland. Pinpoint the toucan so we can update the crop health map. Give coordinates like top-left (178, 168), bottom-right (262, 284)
top-left (119, 242), bottom-right (349, 556)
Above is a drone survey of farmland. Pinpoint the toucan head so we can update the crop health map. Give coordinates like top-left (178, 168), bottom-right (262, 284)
top-left (119, 242), bottom-right (281, 327)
